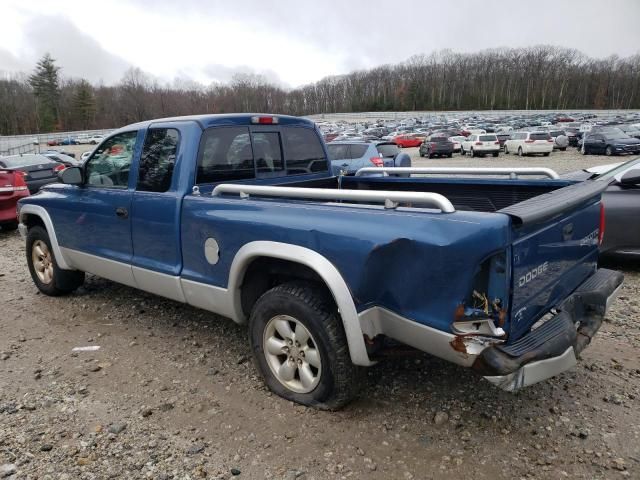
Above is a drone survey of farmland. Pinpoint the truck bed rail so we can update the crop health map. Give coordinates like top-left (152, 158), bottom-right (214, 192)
top-left (211, 184), bottom-right (456, 213)
top-left (355, 167), bottom-right (560, 179)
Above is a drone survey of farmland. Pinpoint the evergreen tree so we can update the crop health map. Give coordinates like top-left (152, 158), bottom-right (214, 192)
top-left (73, 80), bottom-right (96, 129)
top-left (29, 53), bottom-right (60, 132)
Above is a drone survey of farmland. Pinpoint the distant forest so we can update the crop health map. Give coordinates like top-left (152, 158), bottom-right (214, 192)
top-left (1, 45), bottom-right (639, 135)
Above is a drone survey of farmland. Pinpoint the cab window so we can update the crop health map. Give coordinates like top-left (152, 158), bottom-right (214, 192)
top-left (85, 131), bottom-right (137, 188)
top-left (137, 128), bottom-right (179, 192)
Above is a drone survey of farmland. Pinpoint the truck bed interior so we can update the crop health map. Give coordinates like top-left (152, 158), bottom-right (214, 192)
top-left (282, 176), bottom-right (573, 213)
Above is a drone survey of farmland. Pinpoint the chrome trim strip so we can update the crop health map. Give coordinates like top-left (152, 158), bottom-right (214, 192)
top-left (355, 167), bottom-right (560, 179)
top-left (18, 204), bottom-right (73, 270)
top-left (212, 184), bottom-right (455, 213)
top-left (358, 306), bottom-right (491, 367)
top-left (483, 347), bottom-right (577, 391)
top-left (228, 241), bottom-right (374, 366)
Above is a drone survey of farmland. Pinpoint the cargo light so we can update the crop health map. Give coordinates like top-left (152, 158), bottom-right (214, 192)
top-left (251, 116), bottom-right (278, 125)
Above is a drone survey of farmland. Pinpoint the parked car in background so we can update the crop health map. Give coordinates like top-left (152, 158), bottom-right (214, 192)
top-left (496, 133), bottom-right (511, 148)
top-left (89, 134), bottom-right (105, 145)
top-left (41, 152), bottom-right (83, 168)
top-left (392, 134), bottom-right (423, 148)
top-left (40, 149), bottom-right (76, 159)
top-left (326, 141), bottom-right (411, 176)
top-left (75, 134), bottom-right (92, 144)
top-left (419, 135), bottom-right (454, 158)
top-left (449, 136), bottom-right (465, 153)
top-left (582, 132), bottom-right (640, 156)
top-left (0, 154), bottom-right (65, 193)
top-left (58, 137), bottom-right (78, 146)
top-left (548, 130), bottom-right (569, 151)
top-left (561, 157), bottom-right (640, 255)
top-left (617, 125), bottom-right (640, 140)
top-left (503, 132), bottom-right (553, 157)
top-left (0, 168), bottom-right (30, 231)
top-left (460, 133), bottom-right (500, 157)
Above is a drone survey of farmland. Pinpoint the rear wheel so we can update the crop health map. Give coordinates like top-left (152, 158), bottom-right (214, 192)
top-left (26, 226), bottom-right (84, 296)
top-left (543, 152), bottom-right (550, 156)
top-left (470, 148), bottom-right (475, 158)
top-left (460, 147), bottom-right (465, 156)
top-left (249, 282), bottom-right (362, 410)
top-left (492, 152), bottom-right (499, 157)
top-left (605, 146), bottom-right (613, 156)
top-left (447, 152), bottom-right (453, 158)
top-left (518, 147), bottom-right (524, 157)
top-left (504, 145), bottom-right (509, 154)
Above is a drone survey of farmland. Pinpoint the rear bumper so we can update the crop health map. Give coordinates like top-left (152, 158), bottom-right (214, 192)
top-left (524, 144), bottom-right (554, 153)
top-left (0, 192), bottom-right (29, 222)
top-left (473, 268), bottom-right (623, 391)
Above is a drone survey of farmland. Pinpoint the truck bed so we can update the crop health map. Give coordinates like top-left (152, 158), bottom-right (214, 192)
top-left (282, 176), bottom-right (572, 213)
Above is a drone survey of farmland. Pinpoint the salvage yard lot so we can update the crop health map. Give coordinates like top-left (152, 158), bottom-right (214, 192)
top-left (1, 149), bottom-right (639, 479)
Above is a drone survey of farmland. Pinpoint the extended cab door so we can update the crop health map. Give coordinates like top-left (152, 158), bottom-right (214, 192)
top-left (129, 124), bottom-right (187, 301)
top-left (51, 130), bottom-right (140, 287)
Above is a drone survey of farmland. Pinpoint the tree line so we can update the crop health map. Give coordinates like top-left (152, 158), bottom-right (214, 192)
top-left (1, 45), bottom-right (639, 135)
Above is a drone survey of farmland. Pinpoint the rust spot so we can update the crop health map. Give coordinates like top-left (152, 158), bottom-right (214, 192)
top-left (450, 336), bottom-right (468, 354)
top-left (453, 303), bottom-right (465, 322)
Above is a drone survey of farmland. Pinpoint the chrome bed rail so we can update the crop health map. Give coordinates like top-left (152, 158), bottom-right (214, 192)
top-left (355, 167), bottom-right (560, 179)
top-left (211, 184), bottom-right (456, 213)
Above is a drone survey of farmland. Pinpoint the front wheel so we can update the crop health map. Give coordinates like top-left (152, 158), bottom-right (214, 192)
top-left (470, 148), bottom-right (475, 158)
top-left (518, 147), bottom-right (524, 157)
top-left (26, 226), bottom-right (84, 296)
top-left (460, 147), bottom-right (465, 156)
top-left (504, 145), bottom-right (509, 154)
top-left (249, 282), bottom-right (362, 410)
top-left (543, 152), bottom-right (550, 156)
top-left (605, 146), bottom-right (613, 156)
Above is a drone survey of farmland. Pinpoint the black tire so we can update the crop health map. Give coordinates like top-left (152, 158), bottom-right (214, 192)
top-left (470, 148), bottom-right (475, 158)
top-left (419, 151), bottom-right (424, 157)
top-left (447, 152), bottom-right (453, 158)
top-left (605, 146), bottom-right (613, 156)
top-left (560, 147), bottom-right (567, 151)
top-left (1, 221), bottom-right (18, 231)
top-left (460, 147), bottom-right (465, 156)
top-left (26, 226), bottom-right (84, 296)
top-left (504, 145), bottom-right (509, 154)
top-left (518, 147), bottom-right (524, 157)
top-left (249, 282), bottom-right (363, 410)
top-left (428, 152), bottom-right (434, 159)
top-left (492, 152), bottom-right (499, 157)
top-left (543, 152), bottom-right (550, 157)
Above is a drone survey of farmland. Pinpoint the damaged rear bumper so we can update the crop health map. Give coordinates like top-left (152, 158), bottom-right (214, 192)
top-left (473, 268), bottom-right (624, 391)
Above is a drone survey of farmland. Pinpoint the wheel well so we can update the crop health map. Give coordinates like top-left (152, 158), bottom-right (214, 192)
top-left (22, 214), bottom-right (45, 230)
top-left (240, 257), bottom-right (334, 318)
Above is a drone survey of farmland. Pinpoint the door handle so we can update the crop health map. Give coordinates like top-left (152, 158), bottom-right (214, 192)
top-left (115, 207), bottom-right (128, 219)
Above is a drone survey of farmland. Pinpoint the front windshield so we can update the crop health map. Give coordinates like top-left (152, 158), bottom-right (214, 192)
top-left (596, 157), bottom-right (640, 181)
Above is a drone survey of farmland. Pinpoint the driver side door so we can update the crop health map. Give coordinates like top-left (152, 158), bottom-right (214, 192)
top-left (51, 130), bottom-right (141, 287)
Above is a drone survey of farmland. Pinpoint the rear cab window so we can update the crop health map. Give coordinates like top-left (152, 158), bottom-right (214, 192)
top-left (479, 135), bottom-right (497, 141)
top-left (530, 133), bottom-right (551, 141)
top-left (196, 125), bottom-right (328, 184)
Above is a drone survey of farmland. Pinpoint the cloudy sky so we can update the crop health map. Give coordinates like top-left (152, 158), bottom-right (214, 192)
top-left (1, 0), bottom-right (639, 88)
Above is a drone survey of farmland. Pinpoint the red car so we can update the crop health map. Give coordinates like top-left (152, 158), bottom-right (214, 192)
top-left (0, 169), bottom-right (30, 231)
top-left (392, 135), bottom-right (423, 148)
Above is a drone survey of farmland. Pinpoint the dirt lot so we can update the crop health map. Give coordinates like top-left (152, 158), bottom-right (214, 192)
top-left (1, 149), bottom-right (639, 480)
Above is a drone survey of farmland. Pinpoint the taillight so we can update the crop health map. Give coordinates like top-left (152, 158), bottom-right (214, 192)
top-left (475, 141), bottom-right (482, 145)
top-left (525, 139), bottom-right (534, 143)
top-left (369, 157), bottom-right (383, 167)
top-left (12, 171), bottom-right (28, 191)
top-left (547, 138), bottom-right (554, 143)
top-left (54, 164), bottom-right (66, 172)
top-left (598, 202), bottom-right (605, 246)
top-left (494, 141), bottom-right (500, 145)
top-left (430, 142), bottom-right (437, 149)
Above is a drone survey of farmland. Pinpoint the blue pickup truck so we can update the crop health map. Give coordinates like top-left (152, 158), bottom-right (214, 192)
top-left (17, 114), bottom-right (623, 409)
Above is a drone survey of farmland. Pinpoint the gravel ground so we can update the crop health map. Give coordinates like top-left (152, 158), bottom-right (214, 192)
top-left (1, 148), bottom-right (639, 480)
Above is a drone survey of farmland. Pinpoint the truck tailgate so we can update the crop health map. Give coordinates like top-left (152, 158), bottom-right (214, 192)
top-left (502, 181), bottom-right (607, 341)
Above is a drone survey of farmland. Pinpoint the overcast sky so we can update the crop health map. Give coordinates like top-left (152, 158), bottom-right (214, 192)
top-left (1, 0), bottom-right (639, 88)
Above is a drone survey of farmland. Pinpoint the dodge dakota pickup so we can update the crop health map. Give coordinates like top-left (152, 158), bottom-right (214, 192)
top-left (18, 114), bottom-right (623, 410)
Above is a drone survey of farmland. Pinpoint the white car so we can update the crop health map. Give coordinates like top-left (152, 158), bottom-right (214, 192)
top-left (460, 133), bottom-right (500, 157)
top-left (75, 134), bottom-right (92, 144)
top-left (503, 132), bottom-right (554, 156)
top-left (88, 135), bottom-right (105, 145)
top-left (448, 136), bottom-right (465, 153)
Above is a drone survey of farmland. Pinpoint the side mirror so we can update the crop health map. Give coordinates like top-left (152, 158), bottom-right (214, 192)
top-left (58, 166), bottom-right (83, 185)
top-left (620, 169), bottom-right (640, 185)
